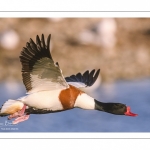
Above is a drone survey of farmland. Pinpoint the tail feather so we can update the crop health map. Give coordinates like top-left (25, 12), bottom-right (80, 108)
top-left (0, 99), bottom-right (24, 116)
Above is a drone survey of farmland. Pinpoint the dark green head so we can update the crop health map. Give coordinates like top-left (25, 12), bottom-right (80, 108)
top-left (94, 100), bottom-right (137, 116)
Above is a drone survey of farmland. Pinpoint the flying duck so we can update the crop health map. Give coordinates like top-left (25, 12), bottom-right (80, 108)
top-left (0, 34), bottom-right (137, 124)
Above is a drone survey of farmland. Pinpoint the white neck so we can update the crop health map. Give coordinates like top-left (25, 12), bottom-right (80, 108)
top-left (74, 93), bottom-right (95, 110)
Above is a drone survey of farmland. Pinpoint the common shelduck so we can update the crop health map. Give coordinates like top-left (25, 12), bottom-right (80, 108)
top-left (0, 34), bottom-right (137, 124)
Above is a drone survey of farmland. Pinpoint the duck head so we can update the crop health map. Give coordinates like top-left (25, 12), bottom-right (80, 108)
top-left (94, 100), bottom-right (138, 116)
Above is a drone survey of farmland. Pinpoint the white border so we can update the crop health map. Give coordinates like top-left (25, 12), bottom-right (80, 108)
top-left (0, 0), bottom-right (150, 11)
top-left (0, 0), bottom-right (150, 143)
top-left (1, 138), bottom-right (150, 150)
top-left (0, 133), bottom-right (150, 139)
top-left (0, 12), bottom-right (150, 18)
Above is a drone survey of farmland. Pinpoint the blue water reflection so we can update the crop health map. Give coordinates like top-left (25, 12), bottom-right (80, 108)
top-left (0, 78), bottom-right (150, 132)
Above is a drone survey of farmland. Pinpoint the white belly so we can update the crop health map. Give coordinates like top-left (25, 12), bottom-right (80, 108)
top-left (20, 89), bottom-right (63, 111)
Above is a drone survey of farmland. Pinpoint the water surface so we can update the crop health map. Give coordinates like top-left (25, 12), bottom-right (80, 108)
top-left (0, 78), bottom-right (150, 132)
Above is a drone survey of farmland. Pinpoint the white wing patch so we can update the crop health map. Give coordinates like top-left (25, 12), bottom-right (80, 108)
top-left (67, 82), bottom-right (86, 88)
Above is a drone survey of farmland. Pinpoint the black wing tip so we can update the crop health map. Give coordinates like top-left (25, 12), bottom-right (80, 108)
top-left (35, 34), bottom-right (51, 42)
top-left (30, 34), bottom-right (51, 41)
top-left (26, 33), bottom-right (52, 52)
top-left (65, 69), bottom-right (100, 87)
top-left (97, 69), bottom-right (100, 73)
top-left (29, 37), bottom-right (35, 42)
top-left (41, 34), bottom-right (51, 40)
top-left (26, 42), bottom-right (30, 47)
top-left (47, 34), bottom-right (51, 43)
top-left (20, 33), bottom-right (53, 68)
top-left (83, 69), bottom-right (100, 75)
top-left (40, 33), bottom-right (51, 38)
top-left (42, 34), bottom-right (45, 41)
top-left (95, 68), bottom-right (100, 75)
top-left (36, 35), bottom-right (40, 40)
top-left (29, 38), bottom-right (33, 41)
top-left (90, 69), bottom-right (100, 86)
top-left (48, 34), bottom-right (51, 38)
top-left (90, 68), bottom-right (100, 73)
top-left (47, 34), bottom-right (51, 48)
top-left (84, 69), bottom-right (100, 86)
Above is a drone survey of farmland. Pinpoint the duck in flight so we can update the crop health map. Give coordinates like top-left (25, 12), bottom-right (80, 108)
top-left (0, 34), bottom-right (137, 124)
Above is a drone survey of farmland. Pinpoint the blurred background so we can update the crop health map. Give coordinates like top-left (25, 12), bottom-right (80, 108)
top-left (0, 18), bottom-right (150, 132)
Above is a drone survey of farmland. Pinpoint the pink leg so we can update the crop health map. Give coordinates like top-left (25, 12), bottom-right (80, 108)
top-left (12, 114), bottom-right (30, 124)
top-left (8, 104), bottom-right (26, 120)
top-left (18, 104), bottom-right (26, 116)
top-left (8, 112), bottom-right (19, 120)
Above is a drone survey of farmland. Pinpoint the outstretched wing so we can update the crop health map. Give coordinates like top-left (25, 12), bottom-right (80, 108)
top-left (20, 34), bottom-right (69, 94)
top-left (65, 69), bottom-right (100, 88)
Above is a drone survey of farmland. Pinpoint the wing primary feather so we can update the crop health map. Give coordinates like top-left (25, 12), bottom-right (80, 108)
top-left (92, 69), bottom-right (100, 85)
top-left (29, 38), bottom-right (38, 51)
top-left (83, 70), bottom-right (89, 86)
top-left (65, 69), bottom-right (100, 88)
top-left (41, 34), bottom-right (48, 57)
top-left (22, 48), bottom-right (34, 59)
top-left (22, 47), bottom-right (35, 56)
top-left (26, 42), bottom-right (37, 54)
top-left (89, 69), bottom-right (95, 86)
top-left (70, 75), bottom-right (78, 81)
top-left (41, 34), bottom-right (46, 49)
top-left (47, 35), bottom-right (51, 51)
top-left (46, 34), bottom-right (52, 59)
top-left (20, 34), bottom-right (69, 93)
top-left (76, 73), bottom-right (83, 82)
top-left (36, 35), bottom-right (41, 48)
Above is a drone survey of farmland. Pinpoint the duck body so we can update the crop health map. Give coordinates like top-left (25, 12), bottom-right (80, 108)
top-left (20, 84), bottom-right (95, 114)
top-left (0, 34), bottom-right (137, 124)
top-left (22, 89), bottom-right (64, 112)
